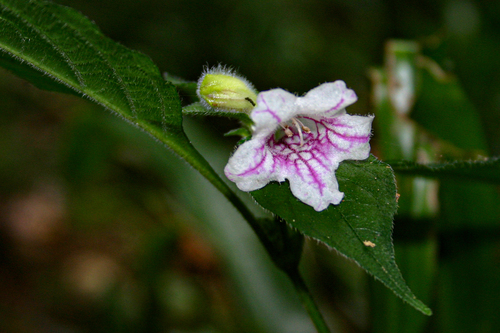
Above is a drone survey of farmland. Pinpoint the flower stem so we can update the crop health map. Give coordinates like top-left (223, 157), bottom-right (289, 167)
top-left (287, 269), bottom-right (332, 333)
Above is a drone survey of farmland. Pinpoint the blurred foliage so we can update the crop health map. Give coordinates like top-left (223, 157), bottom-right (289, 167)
top-left (1, 0), bottom-right (499, 332)
top-left (55, 0), bottom-right (500, 155)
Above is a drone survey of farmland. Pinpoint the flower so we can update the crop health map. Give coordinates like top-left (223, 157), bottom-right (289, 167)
top-left (224, 81), bottom-right (374, 211)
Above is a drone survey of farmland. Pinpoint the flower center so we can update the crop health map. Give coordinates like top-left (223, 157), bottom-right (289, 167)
top-left (279, 117), bottom-right (311, 146)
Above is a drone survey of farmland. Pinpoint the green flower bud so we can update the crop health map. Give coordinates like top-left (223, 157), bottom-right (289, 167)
top-left (197, 65), bottom-right (258, 113)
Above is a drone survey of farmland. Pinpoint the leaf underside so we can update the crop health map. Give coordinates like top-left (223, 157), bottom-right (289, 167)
top-left (251, 155), bottom-right (432, 315)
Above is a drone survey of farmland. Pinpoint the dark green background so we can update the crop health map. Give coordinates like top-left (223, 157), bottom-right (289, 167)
top-left (0, 0), bottom-right (499, 332)
top-left (55, 0), bottom-right (500, 154)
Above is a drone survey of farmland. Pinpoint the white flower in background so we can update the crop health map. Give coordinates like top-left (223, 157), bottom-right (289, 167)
top-left (224, 81), bottom-right (374, 211)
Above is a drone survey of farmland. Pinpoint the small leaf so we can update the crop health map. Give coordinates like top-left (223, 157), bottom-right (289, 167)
top-left (251, 155), bottom-right (432, 315)
top-left (224, 127), bottom-right (251, 139)
top-left (183, 102), bottom-right (253, 125)
top-left (389, 157), bottom-right (500, 184)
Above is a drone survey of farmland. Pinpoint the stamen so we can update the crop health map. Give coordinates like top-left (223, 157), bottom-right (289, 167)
top-left (294, 118), bottom-right (311, 133)
top-left (279, 118), bottom-right (310, 146)
top-left (280, 124), bottom-right (294, 137)
top-left (292, 118), bottom-right (305, 146)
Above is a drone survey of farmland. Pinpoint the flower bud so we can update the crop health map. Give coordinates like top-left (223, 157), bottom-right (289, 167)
top-left (197, 65), bottom-right (258, 113)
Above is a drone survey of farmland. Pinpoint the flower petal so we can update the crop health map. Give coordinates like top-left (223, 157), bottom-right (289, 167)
top-left (224, 138), bottom-right (280, 192)
top-left (286, 161), bottom-right (344, 211)
top-left (319, 113), bottom-right (374, 161)
top-left (296, 81), bottom-right (358, 117)
top-left (251, 88), bottom-right (297, 138)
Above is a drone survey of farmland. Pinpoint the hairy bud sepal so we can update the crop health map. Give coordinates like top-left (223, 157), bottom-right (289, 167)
top-left (197, 65), bottom-right (258, 113)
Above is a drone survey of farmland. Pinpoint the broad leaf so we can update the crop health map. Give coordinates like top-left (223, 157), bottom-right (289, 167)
top-left (1, 0), bottom-right (180, 125)
top-left (251, 155), bottom-right (432, 315)
top-left (0, 0), bottom-right (225, 192)
top-left (389, 157), bottom-right (500, 184)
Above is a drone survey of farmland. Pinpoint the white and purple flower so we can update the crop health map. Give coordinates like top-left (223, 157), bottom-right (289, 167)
top-left (224, 81), bottom-right (374, 211)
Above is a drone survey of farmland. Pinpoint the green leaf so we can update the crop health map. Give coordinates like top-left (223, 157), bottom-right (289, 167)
top-left (412, 70), bottom-right (488, 151)
top-left (0, 0), bottom-right (230, 196)
top-left (251, 155), bottom-right (432, 315)
top-left (0, 49), bottom-right (77, 95)
top-left (389, 157), bottom-right (500, 184)
top-left (224, 127), bottom-right (251, 138)
top-left (0, 0), bottom-right (177, 126)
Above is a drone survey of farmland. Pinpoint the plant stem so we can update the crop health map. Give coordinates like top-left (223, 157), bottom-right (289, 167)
top-left (288, 269), bottom-right (332, 333)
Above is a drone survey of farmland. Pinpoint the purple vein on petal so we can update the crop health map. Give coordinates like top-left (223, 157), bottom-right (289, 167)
top-left (235, 144), bottom-right (268, 177)
top-left (326, 98), bottom-right (345, 113)
top-left (328, 128), bottom-right (370, 144)
top-left (297, 158), bottom-right (327, 194)
top-left (253, 95), bottom-right (282, 123)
